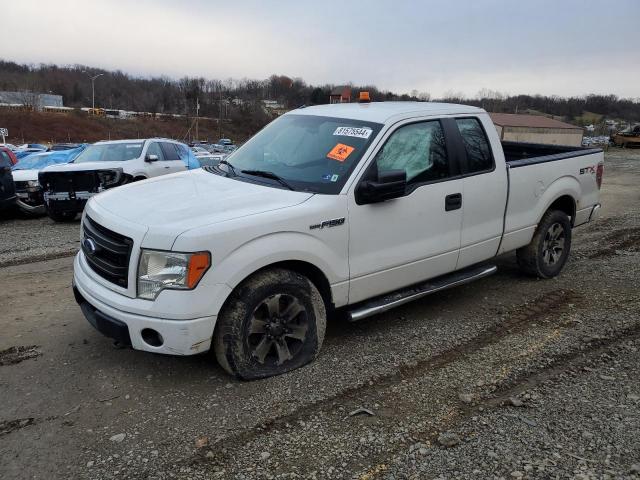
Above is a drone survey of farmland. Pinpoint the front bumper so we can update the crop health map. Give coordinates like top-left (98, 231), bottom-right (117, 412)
top-left (45, 191), bottom-right (94, 215)
top-left (73, 254), bottom-right (217, 356)
top-left (15, 188), bottom-right (45, 214)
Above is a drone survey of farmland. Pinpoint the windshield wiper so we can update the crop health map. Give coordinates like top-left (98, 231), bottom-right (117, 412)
top-left (218, 159), bottom-right (237, 176)
top-left (241, 169), bottom-right (295, 190)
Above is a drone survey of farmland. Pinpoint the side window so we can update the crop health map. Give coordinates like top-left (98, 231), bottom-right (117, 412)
top-left (374, 120), bottom-right (450, 187)
top-left (146, 142), bottom-right (165, 161)
top-left (0, 151), bottom-right (12, 167)
top-left (160, 142), bottom-right (180, 161)
top-left (456, 118), bottom-right (493, 173)
top-left (174, 144), bottom-right (189, 160)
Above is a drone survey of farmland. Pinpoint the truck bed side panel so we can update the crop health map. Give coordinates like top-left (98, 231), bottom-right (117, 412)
top-left (500, 151), bottom-right (603, 254)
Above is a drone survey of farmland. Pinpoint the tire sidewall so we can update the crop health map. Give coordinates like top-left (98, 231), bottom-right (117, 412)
top-left (218, 270), bottom-right (325, 380)
top-left (535, 211), bottom-right (572, 278)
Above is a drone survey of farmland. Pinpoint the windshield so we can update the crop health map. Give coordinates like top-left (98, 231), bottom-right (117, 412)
top-left (74, 142), bottom-right (144, 163)
top-left (222, 114), bottom-right (382, 193)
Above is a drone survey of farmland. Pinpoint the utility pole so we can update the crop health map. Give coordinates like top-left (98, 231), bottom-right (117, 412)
top-left (82, 71), bottom-right (104, 110)
top-left (195, 98), bottom-right (199, 141)
top-left (218, 88), bottom-right (222, 140)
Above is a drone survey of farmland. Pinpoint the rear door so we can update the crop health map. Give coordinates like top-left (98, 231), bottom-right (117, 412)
top-left (0, 150), bottom-right (16, 204)
top-left (453, 115), bottom-right (508, 268)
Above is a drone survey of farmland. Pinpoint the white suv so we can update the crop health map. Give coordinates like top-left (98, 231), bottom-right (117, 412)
top-left (39, 138), bottom-right (196, 221)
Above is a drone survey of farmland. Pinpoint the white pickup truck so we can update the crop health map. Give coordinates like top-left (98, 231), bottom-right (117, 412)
top-left (72, 102), bottom-right (603, 379)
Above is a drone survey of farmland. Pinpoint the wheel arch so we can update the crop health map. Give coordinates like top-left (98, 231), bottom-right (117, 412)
top-left (546, 194), bottom-right (576, 225)
top-left (219, 259), bottom-right (334, 315)
top-left (536, 175), bottom-right (580, 226)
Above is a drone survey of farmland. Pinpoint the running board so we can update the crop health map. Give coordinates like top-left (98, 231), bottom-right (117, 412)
top-left (347, 265), bottom-right (498, 322)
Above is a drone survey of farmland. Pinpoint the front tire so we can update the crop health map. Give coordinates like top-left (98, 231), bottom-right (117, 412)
top-left (213, 268), bottom-right (326, 380)
top-left (517, 209), bottom-right (572, 278)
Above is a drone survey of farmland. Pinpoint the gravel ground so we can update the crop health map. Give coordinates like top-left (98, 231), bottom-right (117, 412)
top-left (0, 149), bottom-right (639, 480)
top-left (0, 213), bottom-right (80, 267)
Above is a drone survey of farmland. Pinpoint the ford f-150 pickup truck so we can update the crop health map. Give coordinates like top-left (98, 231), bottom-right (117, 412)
top-left (72, 102), bottom-right (603, 379)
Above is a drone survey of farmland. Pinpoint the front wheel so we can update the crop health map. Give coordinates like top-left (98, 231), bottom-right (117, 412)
top-left (517, 209), bottom-right (572, 278)
top-left (213, 268), bottom-right (326, 380)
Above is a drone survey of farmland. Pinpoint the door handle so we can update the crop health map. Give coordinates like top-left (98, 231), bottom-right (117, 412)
top-left (445, 193), bottom-right (462, 211)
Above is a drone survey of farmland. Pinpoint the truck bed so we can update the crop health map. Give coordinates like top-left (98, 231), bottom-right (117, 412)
top-left (502, 141), bottom-right (602, 167)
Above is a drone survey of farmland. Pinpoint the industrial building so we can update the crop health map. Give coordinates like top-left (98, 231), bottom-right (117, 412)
top-left (489, 113), bottom-right (583, 147)
top-left (0, 91), bottom-right (64, 111)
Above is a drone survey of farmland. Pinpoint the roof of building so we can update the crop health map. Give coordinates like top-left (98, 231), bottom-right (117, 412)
top-left (489, 113), bottom-right (580, 130)
top-left (330, 86), bottom-right (351, 96)
top-left (289, 102), bottom-right (484, 124)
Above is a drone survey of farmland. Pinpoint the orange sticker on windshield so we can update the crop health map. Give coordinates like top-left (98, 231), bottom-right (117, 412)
top-left (327, 143), bottom-right (355, 162)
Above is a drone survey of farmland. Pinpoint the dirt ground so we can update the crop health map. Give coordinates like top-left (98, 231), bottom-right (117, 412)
top-left (1, 149), bottom-right (639, 480)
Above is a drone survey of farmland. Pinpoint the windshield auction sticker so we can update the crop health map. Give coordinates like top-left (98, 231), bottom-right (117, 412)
top-left (327, 143), bottom-right (355, 162)
top-left (333, 126), bottom-right (372, 139)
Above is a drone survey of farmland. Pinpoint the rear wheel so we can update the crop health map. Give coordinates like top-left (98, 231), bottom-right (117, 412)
top-left (213, 268), bottom-right (326, 380)
top-left (517, 209), bottom-right (572, 278)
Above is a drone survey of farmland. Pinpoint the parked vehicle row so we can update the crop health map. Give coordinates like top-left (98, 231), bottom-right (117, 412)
top-left (40, 138), bottom-right (198, 221)
top-left (3, 137), bottom-right (200, 219)
top-left (12, 145), bottom-right (87, 215)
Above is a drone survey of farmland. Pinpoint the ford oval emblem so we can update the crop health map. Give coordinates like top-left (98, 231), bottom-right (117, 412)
top-left (83, 237), bottom-right (97, 255)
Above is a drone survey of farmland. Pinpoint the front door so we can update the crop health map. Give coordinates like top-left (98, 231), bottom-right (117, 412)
top-left (348, 119), bottom-right (464, 303)
top-left (143, 142), bottom-right (187, 177)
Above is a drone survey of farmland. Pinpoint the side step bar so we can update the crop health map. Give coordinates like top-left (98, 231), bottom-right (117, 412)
top-left (347, 265), bottom-right (498, 322)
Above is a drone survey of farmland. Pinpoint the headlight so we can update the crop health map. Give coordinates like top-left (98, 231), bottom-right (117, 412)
top-left (27, 180), bottom-right (39, 188)
top-left (137, 249), bottom-right (211, 300)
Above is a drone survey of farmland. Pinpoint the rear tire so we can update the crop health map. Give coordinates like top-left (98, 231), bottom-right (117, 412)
top-left (48, 210), bottom-right (77, 222)
top-left (517, 209), bottom-right (572, 278)
top-left (213, 268), bottom-right (326, 380)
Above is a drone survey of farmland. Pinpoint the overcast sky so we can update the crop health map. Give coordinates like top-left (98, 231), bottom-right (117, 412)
top-left (3, 0), bottom-right (639, 98)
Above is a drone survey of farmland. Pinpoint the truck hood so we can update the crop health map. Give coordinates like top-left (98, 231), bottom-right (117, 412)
top-left (42, 161), bottom-right (127, 173)
top-left (11, 169), bottom-right (38, 182)
top-left (91, 169), bottom-right (314, 247)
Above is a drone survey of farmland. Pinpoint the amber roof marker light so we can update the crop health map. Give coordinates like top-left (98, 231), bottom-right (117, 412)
top-left (359, 91), bottom-right (371, 103)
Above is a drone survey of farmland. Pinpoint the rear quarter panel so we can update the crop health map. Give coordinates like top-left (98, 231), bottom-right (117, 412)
top-left (500, 151), bottom-right (603, 253)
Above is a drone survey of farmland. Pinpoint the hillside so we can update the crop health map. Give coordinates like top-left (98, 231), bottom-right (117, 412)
top-left (0, 111), bottom-right (256, 144)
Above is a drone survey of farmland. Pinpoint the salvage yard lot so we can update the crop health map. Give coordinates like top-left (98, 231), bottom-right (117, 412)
top-left (1, 149), bottom-right (639, 479)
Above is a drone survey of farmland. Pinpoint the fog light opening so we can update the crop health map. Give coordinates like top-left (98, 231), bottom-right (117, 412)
top-left (141, 328), bottom-right (164, 347)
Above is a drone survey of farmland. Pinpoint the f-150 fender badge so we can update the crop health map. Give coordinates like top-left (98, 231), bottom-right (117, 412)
top-left (309, 217), bottom-right (345, 230)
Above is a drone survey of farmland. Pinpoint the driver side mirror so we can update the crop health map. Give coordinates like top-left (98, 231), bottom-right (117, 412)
top-left (356, 169), bottom-right (407, 205)
top-left (145, 154), bottom-right (159, 162)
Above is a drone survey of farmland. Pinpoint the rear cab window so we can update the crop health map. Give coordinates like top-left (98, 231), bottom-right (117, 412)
top-left (455, 117), bottom-right (494, 174)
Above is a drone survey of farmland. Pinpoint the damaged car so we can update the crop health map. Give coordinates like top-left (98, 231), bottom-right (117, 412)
top-left (39, 138), bottom-right (199, 222)
top-left (11, 145), bottom-right (87, 216)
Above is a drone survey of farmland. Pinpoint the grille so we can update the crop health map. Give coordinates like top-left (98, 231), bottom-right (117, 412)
top-left (82, 216), bottom-right (133, 288)
top-left (46, 172), bottom-right (99, 192)
top-left (13, 181), bottom-right (28, 192)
